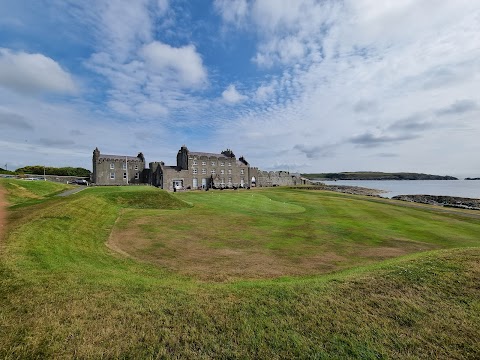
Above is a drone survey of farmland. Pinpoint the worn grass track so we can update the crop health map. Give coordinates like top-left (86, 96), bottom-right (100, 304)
top-left (0, 181), bottom-right (479, 358)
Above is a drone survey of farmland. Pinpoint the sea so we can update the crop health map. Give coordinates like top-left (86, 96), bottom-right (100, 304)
top-left (319, 180), bottom-right (480, 199)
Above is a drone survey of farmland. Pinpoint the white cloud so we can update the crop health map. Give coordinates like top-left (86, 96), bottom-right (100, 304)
top-left (214, 0), bottom-right (249, 26)
top-left (78, 2), bottom-right (210, 123)
top-left (222, 84), bottom-right (247, 104)
top-left (255, 82), bottom-right (276, 101)
top-left (248, 0), bottom-right (338, 67)
top-left (157, 0), bottom-right (169, 15)
top-left (94, 0), bottom-right (153, 63)
top-left (253, 36), bottom-right (307, 67)
top-left (213, 0), bottom-right (480, 174)
top-left (141, 41), bottom-right (207, 87)
top-left (136, 101), bottom-right (168, 117)
top-left (0, 48), bottom-right (76, 94)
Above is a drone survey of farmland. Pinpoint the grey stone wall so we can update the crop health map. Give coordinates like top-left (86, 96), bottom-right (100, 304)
top-left (249, 168), bottom-right (304, 187)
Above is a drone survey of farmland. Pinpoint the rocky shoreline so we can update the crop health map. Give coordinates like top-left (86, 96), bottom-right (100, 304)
top-left (291, 184), bottom-right (385, 197)
top-left (292, 185), bottom-right (480, 210)
top-left (392, 195), bottom-right (480, 210)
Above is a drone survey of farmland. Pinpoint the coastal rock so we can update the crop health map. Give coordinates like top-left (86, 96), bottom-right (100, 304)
top-left (290, 184), bottom-right (385, 197)
top-left (392, 195), bottom-right (480, 210)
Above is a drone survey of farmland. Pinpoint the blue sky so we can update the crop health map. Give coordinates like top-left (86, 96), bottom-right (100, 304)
top-left (1, 0), bottom-right (479, 177)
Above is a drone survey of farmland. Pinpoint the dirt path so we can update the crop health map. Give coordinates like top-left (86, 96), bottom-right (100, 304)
top-left (0, 184), bottom-right (7, 241)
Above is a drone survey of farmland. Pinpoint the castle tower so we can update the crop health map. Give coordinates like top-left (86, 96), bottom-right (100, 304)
top-left (176, 145), bottom-right (189, 170)
top-left (92, 147), bottom-right (100, 182)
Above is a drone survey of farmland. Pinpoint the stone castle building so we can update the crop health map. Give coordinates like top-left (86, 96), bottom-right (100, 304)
top-left (92, 147), bottom-right (146, 186)
top-left (92, 146), bottom-right (308, 190)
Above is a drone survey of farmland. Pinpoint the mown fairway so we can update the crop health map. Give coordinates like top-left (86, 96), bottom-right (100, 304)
top-left (112, 188), bottom-right (480, 281)
top-left (1, 180), bottom-right (479, 358)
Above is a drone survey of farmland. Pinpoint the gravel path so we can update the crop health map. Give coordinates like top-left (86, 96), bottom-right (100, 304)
top-left (56, 186), bottom-right (88, 197)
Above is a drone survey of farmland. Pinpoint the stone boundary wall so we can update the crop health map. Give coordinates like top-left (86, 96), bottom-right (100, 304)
top-left (23, 174), bottom-right (89, 184)
top-left (250, 168), bottom-right (305, 187)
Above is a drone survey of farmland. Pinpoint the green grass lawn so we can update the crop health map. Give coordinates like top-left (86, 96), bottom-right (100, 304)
top-left (1, 181), bottom-right (479, 358)
top-left (112, 188), bottom-right (480, 281)
top-left (1, 178), bottom-right (72, 207)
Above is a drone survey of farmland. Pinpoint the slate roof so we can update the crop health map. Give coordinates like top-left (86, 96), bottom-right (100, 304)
top-left (98, 154), bottom-right (143, 161)
top-left (189, 151), bottom-right (228, 158)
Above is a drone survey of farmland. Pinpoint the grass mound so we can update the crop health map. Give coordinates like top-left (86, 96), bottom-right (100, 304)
top-left (96, 186), bottom-right (191, 209)
top-left (0, 178), bottom-right (71, 206)
top-left (180, 191), bottom-right (305, 214)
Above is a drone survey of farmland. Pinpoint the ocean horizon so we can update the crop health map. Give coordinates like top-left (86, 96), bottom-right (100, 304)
top-left (320, 180), bottom-right (480, 199)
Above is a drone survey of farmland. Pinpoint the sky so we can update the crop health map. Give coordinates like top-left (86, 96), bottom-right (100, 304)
top-left (0, 0), bottom-right (479, 177)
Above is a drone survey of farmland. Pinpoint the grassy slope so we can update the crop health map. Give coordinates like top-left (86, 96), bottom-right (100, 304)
top-left (0, 178), bottom-right (72, 206)
top-left (0, 184), bottom-right (479, 358)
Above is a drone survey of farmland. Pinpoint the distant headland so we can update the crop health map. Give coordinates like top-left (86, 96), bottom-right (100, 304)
top-left (302, 172), bottom-right (458, 181)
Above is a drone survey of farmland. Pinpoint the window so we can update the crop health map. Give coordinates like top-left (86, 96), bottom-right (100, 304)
top-left (228, 177), bottom-right (232, 183)
top-left (192, 168), bottom-right (198, 174)
top-left (211, 169), bottom-right (216, 174)
top-left (228, 169), bottom-right (232, 174)
top-left (240, 169), bottom-right (244, 175)
top-left (220, 162), bottom-right (225, 166)
top-left (221, 178), bottom-right (225, 185)
top-left (193, 160), bottom-right (198, 165)
top-left (123, 173), bottom-right (127, 179)
top-left (202, 169), bottom-right (206, 174)
top-left (220, 169), bottom-right (225, 175)
top-left (134, 164), bottom-right (139, 170)
top-left (201, 161), bottom-right (206, 166)
top-left (228, 162), bottom-right (232, 166)
top-left (110, 163), bottom-right (114, 169)
top-left (110, 172), bottom-right (115, 179)
top-left (135, 173), bottom-right (139, 180)
top-left (211, 161), bottom-right (216, 166)
top-left (122, 163), bottom-right (127, 170)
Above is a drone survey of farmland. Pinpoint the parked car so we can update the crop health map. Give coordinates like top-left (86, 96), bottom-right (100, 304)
top-left (68, 179), bottom-right (89, 185)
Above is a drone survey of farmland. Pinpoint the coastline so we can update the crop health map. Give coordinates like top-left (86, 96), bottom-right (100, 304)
top-left (291, 184), bottom-right (386, 197)
top-left (293, 184), bottom-right (480, 210)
